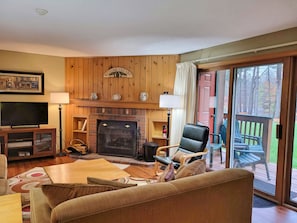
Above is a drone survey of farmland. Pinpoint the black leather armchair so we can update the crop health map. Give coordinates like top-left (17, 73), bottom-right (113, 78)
top-left (153, 123), bottom-right (209, 175)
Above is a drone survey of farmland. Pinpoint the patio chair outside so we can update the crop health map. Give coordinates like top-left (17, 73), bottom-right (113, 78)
top-left (220, 119), bottom-right (270, 180)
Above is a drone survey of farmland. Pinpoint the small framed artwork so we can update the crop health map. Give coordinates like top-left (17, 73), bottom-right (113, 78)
top-left (0, 70), bottom-right (44, 94)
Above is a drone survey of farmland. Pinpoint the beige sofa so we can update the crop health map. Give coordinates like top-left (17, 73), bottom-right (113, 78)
top-left (0, 154), bottom-right (8, 195)
top-left (30, 168), bottom-right (254, 223)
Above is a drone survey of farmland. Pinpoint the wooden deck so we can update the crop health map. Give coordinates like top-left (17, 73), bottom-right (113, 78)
top-left (208, 150), bottom-right (297, 202)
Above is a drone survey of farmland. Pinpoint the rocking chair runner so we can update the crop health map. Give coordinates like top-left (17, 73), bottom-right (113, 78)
top-left (153, 123), bottom-right (209, 175)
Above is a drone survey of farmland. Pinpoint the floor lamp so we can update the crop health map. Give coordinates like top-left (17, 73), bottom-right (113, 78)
top-left (159, 93), bottom-right (182, 146)
top-left (50, 92), bottom-right (69, 156)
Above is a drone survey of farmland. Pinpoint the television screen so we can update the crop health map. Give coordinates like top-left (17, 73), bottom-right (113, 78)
top-left (0, 102), bottom-right (48, 127)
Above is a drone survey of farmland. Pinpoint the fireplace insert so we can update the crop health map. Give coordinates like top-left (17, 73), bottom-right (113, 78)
top-left (97, 120), bottom-right (137, 157)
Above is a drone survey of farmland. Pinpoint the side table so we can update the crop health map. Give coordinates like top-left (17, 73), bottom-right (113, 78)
top-left (0, 193), bottom-right (23, 223)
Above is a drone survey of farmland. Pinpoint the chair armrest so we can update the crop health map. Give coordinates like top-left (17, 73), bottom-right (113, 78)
top-left (234, 148), bottom-right (265, 154)
top-left (209, 133), bottom-right (222, 144)
top-left (234, 142), bottom-right (249, 149)
top-left (242, 134), bottom-right (262, 145)
top-left (180, 148), bottom-right (208, 165)
top-left (156, 144), bottom-right (179, 155)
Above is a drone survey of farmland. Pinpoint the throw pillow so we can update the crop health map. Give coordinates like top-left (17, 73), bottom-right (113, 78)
top-left (87, 177), bottom-right (137, 188)
top-left (157, 162), bottom-right (175, 182)
top-left (172, 150), bottom-right (186, 163)
top-left (41, 183), bottom-right (118, 209)
top-left (175, 159), bottom-right (206, 179)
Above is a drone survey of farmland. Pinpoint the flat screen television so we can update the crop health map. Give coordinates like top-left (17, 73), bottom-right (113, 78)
top-left (0, 102), bottom-right (48, 127)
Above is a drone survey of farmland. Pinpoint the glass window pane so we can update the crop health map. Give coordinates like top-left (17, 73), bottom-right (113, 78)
top-left (289, 98), bottom-right (297, 203)
top-left (232, 63), bottom-right (283, 196)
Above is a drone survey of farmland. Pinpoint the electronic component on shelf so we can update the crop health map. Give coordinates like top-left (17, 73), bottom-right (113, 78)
top-left (8, 141), bottom-right (33, 148)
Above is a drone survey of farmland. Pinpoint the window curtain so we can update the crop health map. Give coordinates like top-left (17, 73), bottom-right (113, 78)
top-left (170, 62), bottom-right (197, 152)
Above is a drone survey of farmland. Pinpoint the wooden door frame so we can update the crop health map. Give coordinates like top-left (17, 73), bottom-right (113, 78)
top-left (199, 57), bottom-right (297, 210)
top-left (196, 71), bottom-right (216, 134)
top-left (283, 56), bottom-right (297, 209)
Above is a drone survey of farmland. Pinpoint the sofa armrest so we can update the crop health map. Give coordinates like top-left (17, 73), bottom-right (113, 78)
top-left (0, 155), bottom-right (7, 179)
top-left (0, 179), bottom-right (8, 195)
top-left (30, 188), bottom-right (51, 223)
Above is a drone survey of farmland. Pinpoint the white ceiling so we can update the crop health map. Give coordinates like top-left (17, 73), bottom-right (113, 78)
top-left (0, 0), bottom-right (296, 57)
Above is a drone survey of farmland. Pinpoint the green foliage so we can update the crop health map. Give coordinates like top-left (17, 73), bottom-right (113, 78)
top-left (269, 122), bottom-right (297, 169)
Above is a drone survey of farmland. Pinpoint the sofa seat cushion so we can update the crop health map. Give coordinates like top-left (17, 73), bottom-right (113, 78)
top-left (41, 183), bottom-right (119, 208)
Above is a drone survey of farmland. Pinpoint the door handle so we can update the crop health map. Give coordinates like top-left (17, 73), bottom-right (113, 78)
top-left (276, 124), bottom-right (282, 139)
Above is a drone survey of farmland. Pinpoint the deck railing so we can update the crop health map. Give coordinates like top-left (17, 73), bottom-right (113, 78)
top-left (236, 114), bottom-right (273, 162)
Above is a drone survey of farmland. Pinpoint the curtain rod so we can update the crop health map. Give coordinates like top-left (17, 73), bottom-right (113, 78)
top-left (191, 40), bottom-right (297, 63)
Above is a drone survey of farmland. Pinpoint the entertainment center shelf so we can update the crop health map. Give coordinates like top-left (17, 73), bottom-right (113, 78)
top-left (0, 127), bottom-right (56, 161)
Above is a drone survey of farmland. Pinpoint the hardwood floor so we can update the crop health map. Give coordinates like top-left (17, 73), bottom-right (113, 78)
top-left (7, 156), bottom-right (297, 223)
top-left (7, 156), bottom-right (75, 178)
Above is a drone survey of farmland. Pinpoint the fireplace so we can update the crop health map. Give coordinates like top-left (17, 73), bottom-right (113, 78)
top-left (97, 120), bottom-right (138, 158)
top-left (87, 108), bottom-right (146, 159)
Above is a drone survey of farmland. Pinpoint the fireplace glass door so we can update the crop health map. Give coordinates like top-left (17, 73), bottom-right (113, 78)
top-left (97, 120), bottom-right (137, 157)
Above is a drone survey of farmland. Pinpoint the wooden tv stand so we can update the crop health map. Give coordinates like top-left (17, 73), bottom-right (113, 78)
top-left (0, 127), bottom-right (56, 161)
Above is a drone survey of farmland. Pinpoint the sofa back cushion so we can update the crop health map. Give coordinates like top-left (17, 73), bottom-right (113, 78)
top-left (87, 177), bottom-right (137, 188)
top-left (42, 183), bottom-right (119, 208)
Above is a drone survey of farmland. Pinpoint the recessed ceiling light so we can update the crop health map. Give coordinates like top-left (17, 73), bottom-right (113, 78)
top-left (35, 8), bottom-right (48, 16)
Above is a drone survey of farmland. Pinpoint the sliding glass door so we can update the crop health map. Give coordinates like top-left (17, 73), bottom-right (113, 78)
top-left (231, 63), bottom-right (284, 197)
top-left (197, 58), bottom-right (297, 208)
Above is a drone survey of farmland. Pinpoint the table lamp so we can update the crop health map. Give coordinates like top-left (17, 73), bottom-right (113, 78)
top-left (159, 93), bottom-right (182, 145)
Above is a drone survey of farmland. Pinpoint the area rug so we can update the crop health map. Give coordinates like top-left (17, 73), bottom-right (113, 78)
top-left (253, 195), bottom-right (276, 208)
top-left (7, 162), bottom-right (130, 222)
top-left (69, 152), bottom-right (154, 166)
top-left (7, 167), bottom-right (51, 222)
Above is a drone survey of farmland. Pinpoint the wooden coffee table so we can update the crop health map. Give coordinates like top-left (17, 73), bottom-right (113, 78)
top-left (44, 158), bottom-right (130, 184)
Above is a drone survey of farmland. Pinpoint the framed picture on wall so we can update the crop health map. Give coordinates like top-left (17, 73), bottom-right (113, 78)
top-left (0, 70), bottom-right (44, 94)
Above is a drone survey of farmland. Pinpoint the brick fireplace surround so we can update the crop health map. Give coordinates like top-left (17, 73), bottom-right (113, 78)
top-left (88, 107), bottom-right (147, 159)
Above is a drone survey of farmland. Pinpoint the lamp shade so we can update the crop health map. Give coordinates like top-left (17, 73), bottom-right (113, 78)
top-left (159, 94), bottom-right (182, 109)
top-left (50, 92), bottom-right (69, 104)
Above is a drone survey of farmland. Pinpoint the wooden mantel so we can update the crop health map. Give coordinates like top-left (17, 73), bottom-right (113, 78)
top-left (71, 99), bottom-right (160, 110)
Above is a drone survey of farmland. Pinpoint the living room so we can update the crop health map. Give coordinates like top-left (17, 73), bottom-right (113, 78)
top-left (1, 31), bottom-right (297, 223)
top-left (1, 1), bottom-right (297, 222)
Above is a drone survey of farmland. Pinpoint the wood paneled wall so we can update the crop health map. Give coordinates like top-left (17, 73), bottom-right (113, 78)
top-left (64, 55), bottom-right (180, 147)
top-left (65, 55), bottom-right (179, 101)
